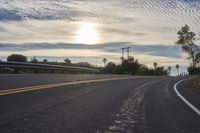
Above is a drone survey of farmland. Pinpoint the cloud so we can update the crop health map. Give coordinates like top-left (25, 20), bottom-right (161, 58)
top-left (0, 42), bottom-right (182, 59)
top-left (0, 9), bottom-right (21, 21)
top-left (0, 0), bottom-right (122, 23)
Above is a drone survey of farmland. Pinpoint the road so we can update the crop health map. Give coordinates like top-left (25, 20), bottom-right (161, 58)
top-left (0, 74), bottom-right (200, 133)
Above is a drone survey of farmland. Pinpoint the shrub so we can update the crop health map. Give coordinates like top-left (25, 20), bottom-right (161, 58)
top-left (7, 54), bottom-right (27, 62)
top-left (187, 67), bottom-right (200, 75)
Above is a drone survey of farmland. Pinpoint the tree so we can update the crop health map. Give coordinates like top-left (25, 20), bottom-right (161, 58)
top-left (195, 52), bottom-right (200, 67)
top-left (154, 66), bottom-right (168, 76)
top-left (120, 56), bottom-right (141, 75)
top-left (187, 66), bottom-right (200, 75)
top-left (153, 62), bottom-right (158, 69)
top-left (102, 58), bottom-right (107, 67)
top-left (76, 62), bottom-right (91, 68)
top-left (137, 65), bottom-right (154, 76)
top-left (101, 57), bottom-right (168, 76)
top-left (176, 64), bottom-right (180, 75)
top-left (7, 54), bottom-right (27, 62)
top-left (102, 62), bottom-right (118, 74)
top-left (176, 25), bottom-right (198, 67)
top-left (64, 58), bottom-right (71, 64)
top-left (43, 59), bottom-right (48, 63)
top-left (30, 56), bottom-right (38, 63)
top-left (168, 66), bottom-right (171, 74)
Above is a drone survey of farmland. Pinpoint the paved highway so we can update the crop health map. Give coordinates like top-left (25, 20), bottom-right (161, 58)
top-left (0, 74), bottom-right (200, 133)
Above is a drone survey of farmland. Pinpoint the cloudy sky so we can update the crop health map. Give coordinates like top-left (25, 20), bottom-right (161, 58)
top-left (0, 0), bottom-right (200, 74)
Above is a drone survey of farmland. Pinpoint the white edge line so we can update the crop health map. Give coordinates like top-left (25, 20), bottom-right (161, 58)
top-left (174, 77), bottom-right (200, 116)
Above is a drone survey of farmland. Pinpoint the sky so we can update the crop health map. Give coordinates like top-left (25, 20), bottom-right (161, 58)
top-left (0, 0), bottom-right (200, 75)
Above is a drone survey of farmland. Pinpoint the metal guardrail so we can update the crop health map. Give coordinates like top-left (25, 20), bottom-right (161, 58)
top-left (0, 61), bottom-right (99, 73)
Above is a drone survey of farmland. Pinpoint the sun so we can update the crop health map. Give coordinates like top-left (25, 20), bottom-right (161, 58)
top-left (76, 22), bottom-right (99, 44)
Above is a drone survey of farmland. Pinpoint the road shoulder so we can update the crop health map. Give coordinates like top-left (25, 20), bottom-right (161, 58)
top-left (176, 77), bottom-right (200, 115)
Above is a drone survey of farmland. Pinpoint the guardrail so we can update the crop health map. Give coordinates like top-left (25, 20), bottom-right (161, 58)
top-left (0, 61), bottom-right (99, 73)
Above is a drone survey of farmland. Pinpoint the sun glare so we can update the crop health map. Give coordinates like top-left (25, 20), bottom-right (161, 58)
top-left (76, 22), bottom-right (99, 44)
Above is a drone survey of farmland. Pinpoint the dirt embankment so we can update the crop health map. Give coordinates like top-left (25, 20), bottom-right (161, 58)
top-left (187, 77), bottom-right (200, 90)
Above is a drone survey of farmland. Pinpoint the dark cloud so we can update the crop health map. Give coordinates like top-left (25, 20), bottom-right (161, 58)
top-left (0, 9), bottom-right (22, 21)
top-left (0, 42), bottom-right (182, 58)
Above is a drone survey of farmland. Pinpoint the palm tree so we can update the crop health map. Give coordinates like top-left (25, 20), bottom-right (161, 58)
top-left (176, 64), bottom-right (180, 75)
top-left (168, 66), bottom-right (171, 74)
top-left (103, 58), bottom-right (107, 67)
top-left (153, 62), bottom-right (158, 69)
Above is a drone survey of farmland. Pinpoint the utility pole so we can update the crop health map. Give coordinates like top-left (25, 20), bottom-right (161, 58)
top-left (121, 48), bottom-right (125, 60)
top-left (121, 47), bottom-right (131, 60)
top-left (126, 47), bottom-right (131, 59)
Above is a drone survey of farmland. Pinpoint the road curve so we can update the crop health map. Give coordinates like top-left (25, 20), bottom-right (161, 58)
top-left (0, 75), bottom-right (200, 133)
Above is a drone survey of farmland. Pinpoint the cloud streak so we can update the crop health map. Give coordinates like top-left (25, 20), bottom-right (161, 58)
top-left (0, 42), bottom-right (182, 59)
top-left (0, 9), bottom-right (21, 21)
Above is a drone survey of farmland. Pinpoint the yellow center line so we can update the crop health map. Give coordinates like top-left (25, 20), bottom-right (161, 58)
top-left (0, 77), bottom-right (136, 96)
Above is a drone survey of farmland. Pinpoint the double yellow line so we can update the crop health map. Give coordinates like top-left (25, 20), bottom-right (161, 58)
top-left (0, 77), bottom-right (135, 96)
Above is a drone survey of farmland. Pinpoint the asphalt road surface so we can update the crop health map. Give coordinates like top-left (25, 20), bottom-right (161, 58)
top-left (0, 74), bottom-right (200, 133)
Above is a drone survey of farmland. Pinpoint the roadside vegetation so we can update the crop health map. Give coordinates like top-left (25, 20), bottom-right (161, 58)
top-left (0, 54), bottom-right (168, 75)
top-left (176, 25), bottom-right (200, 90)
top-left (0, 54), bottom-right (97, 74)
top-left (186, 75), bottom-right (200, 91)
top-left (101, 56), bottom-right (168, 76)
top-left (7, 54), bottom-right (96, 69)
top-left (176, 25), bottom-right (200, 75)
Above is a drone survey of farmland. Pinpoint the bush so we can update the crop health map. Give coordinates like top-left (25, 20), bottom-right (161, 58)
top-left (187, 67), bottom-right (200, 75)
top-left (101, 62), bottom-right (119, 74)
top-left (136, 66), bottom-right (154, 75)
top-left (101, 56), bottom-right (168, 76)
top-left (7, 54), bottom-right (27, 62)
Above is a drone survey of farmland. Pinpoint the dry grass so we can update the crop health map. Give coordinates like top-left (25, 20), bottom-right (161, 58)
top-left (187, 78), bottom-right (200, 91)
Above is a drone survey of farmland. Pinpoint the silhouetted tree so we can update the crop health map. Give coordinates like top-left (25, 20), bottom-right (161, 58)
top-left (120, 57), bottom-right (124, 61)
top-left (120, 56), bottom-right (141, 74)
top-left (43, 59), bottom-right (48, 63)
top-left (7, 54), bottom-right (27, 62)
top-left (168, 66), bottom-right (171, 74)
top-left (30, 56), bottom-right (38, 63)
top-left (103, 58), bottom-right (107, 67)
top-left (195, 52), bottom-right (200, 67)
top-left (176, 25), bottom-right (198, 67)
top-left (188, 66), bottom-right (200, 75)
top-left (64, 58), bottom-right (71, 64)
top-left (103, 62), bottom-right (118, 74)
top-left (176, 64), bottom-right (180, 75)
top-left (76, 62), bottom-right (91, 68)
top-left (136, 65), bottom-right (168, 76)
top-left (153, 62), bottom-right (158, 69)
top-left (137, 65), bottom-right (154, 75)
top-left (154, 66), bottom-right (168, 76)
top-left (101, 57), bottom-right (168, 76)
